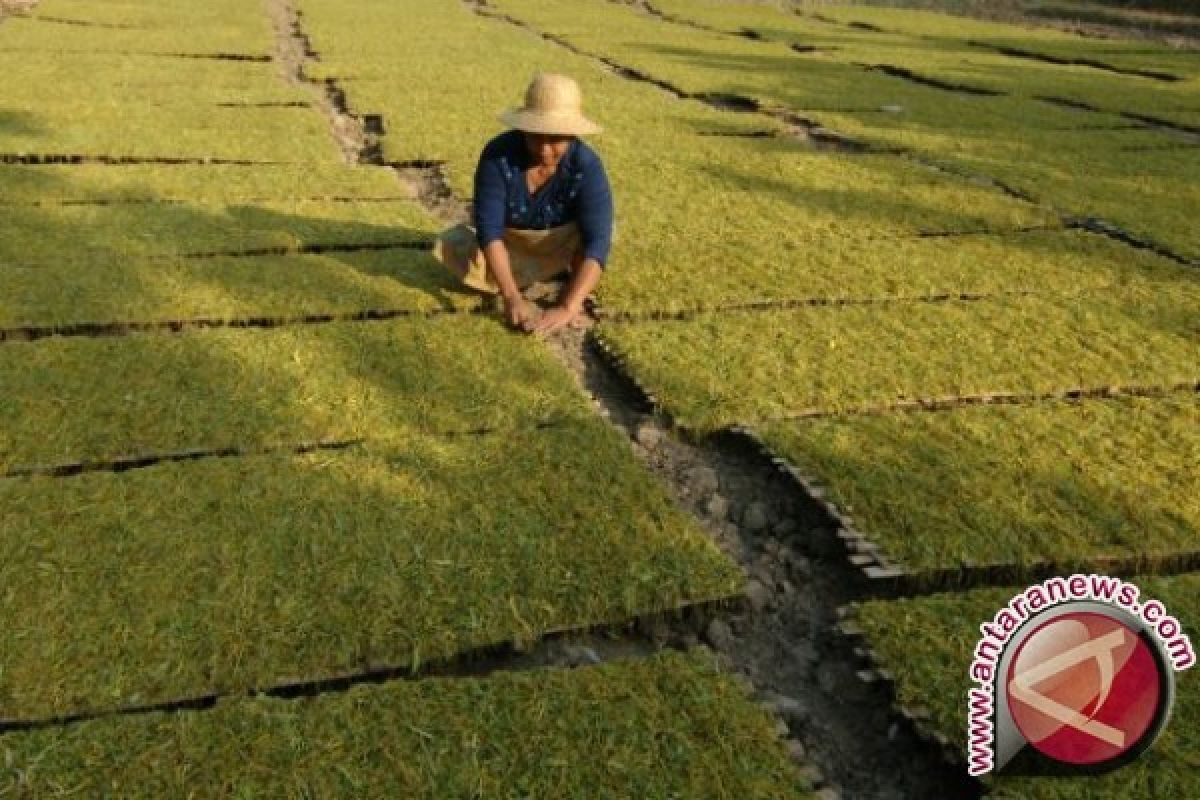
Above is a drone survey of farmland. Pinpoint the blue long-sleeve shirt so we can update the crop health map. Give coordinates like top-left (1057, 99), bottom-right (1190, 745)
top-left (473, 130), bottom-right (614, 267)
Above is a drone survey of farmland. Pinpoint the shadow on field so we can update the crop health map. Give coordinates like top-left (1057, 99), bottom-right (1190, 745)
top-left (1, 163), bottom-right (668, 723)
top-left (0, 109), bottom-right (43, 137)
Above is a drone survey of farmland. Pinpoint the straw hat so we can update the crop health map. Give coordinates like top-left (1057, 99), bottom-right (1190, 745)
top-left (499, 73), bottom-right (602, 136)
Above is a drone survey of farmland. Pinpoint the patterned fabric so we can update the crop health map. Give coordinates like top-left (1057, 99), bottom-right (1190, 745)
top-left (433, 222), bottom-right (582, 295)
top-left (473, 130), bottom-right (613, 266)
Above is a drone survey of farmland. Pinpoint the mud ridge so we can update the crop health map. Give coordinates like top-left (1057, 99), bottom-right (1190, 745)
top-left (1039, 94), bottom-right (1200, 138)
top-left (16, 13), bottom-right (141, 29)
top-left (1, 438), bottom-right (364, 480)
top-left (0, 601), bottom-right (732, 737)
top-left (176, 240), bottom-right (431, 259)
top-left (213, 101), bottom-right (311, 108)
top-left (5, 195), bottom-right (410, 208)
top-left (268, 0), bottom-right (375, 164)
top-left (1068, 216), bottom-right (1198, 267)
top-left (0, 304), bottom-right (487, 345)
top-left (0, 154), bottom-right (287, 165)
top-left (864, 63), bottom-right (1005, 96)
top-left (592, 282), bottom-right (1103, 323)
top-left (973, 40), bottom-right (1183, 82)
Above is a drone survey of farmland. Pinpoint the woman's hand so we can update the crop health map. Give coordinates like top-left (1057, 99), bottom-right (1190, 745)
top-left (531, 304), bottom-right (581, 334)
top-left (503, 291), bottom-right (536, 332)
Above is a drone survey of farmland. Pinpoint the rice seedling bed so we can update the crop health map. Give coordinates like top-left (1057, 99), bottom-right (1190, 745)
top-left (1, 198), bottom-right (438, 267)
top-left (594, 283), bottom-right (1200, 433)
top-left (789, 113), bottom-right (1200, 259)
top-left (0, 104), bottom-right (337, 163)
top-left (0, 248), bottom-right (481, 331)
top-left (0, 315), bottom-right (594, 470)
top-left (0, 52), bottom-right (297, 97)
top-left (488, 0), bottom-right (962, 115)
top-left (23, 0), bottom-right (277, 34)
top-left (296, 0), bottom-right (779, 197)
top-left (847, 575), bottom-right (1200, 799)
top-left (0, 432), bottom-right (741, 722)
top-left (297, 0), bottom-right (1057, 311)
top-left (0, 651), bottom-right (807, 798)
top-left (0, 164), bottom-right (406, 205)
top-left (0, 14), bottom-right (274, 58)
top-left (599, 227), bottom-right (1173, 316)
top-left (479, 2), bottom-right (1198, 260)
top-left (757, 393), bottom-right (1200, 589)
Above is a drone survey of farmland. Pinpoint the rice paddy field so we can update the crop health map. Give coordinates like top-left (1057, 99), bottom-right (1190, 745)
top-left (0, 0), bottom-right (1196, 795)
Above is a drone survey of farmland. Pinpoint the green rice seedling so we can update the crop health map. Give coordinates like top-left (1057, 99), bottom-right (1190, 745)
top-left (0, 103), bottom-right (338, 162)
top-left (760, 394), bottom-right (1200, 578)
top-left (853, 575), bottom-right (1199, 798)
top-left (0, 13), bottom-right (275, 58)
top-left (804, 3), bottom-right (1180, 50)
top-left (0, 652), bottom-right (807, 798)
top-left (22, 0), bottom-right (276, 34)
top-left (488, 0), bottom-right (960, 114)
top-left (0, 248), bottom-right (481, 329)
top-left (0, 164), bottom-right (406, 204)
top-left (809, 113), bottom-right (1199, 259)
top-left (0, 52), bottom-right (298, 98)
top-left (295, 0), bottom-right (1053, 304)
top-left (480, 1), bottom-right (1196, 258)
top-left (0, 315), bottom-right (594, 468)
top-left (0, 434), bottom-right (742, 720)
top-left (296, 0), bottom-right (777, 197)
top-left (600, 228), bottom-right (1180, 315)
top-left (1, 198), bottom-right (438, 267)
top-left (595, 282), bottom-right (1200, 432)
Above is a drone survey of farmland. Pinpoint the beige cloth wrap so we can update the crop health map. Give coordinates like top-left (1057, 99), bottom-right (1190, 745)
top-left (433, 222), bottom-right (582, 294)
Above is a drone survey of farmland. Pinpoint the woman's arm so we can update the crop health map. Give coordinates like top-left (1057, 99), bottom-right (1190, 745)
top-left (483, 239), bottom-right (534, 330)
top-left (534, 153), bottom-right (613, 334)
top-left (474, 151), bottom-right (533, 330)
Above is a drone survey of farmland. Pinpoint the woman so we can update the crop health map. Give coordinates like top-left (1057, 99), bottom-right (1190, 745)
top-left (434, 73), bottom-right (614, 334)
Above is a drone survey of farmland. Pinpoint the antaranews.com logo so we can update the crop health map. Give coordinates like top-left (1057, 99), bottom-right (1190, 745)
top-left (967, 574), bottom-right (1195, 776)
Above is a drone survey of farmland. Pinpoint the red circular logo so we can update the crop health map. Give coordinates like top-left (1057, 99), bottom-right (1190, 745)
top-left (1006, 611), bottom-right (1164, 766)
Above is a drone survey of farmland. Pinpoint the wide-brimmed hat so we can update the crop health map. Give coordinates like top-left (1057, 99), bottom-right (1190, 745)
top-left (499, 73), bottom-right (602, 136)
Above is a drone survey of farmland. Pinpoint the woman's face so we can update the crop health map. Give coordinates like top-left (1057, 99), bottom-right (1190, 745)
top-left (524, 133), bottom-right (573, 168)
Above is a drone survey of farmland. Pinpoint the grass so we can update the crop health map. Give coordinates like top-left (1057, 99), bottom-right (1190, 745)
top-left (0, 315), bottom-right (598, 469)
top-left (852, 574), bottom-right (1200, 798)
top-left (0, 651), bottom-right (808, 798)
top-left (0, 431), bottom-right (741, 721)
top-left (759, 393), bottom-right (1200, 578)
top-left (595, 283), bottom-right (1200, 432)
